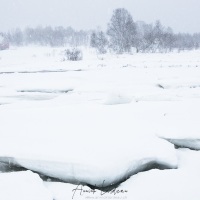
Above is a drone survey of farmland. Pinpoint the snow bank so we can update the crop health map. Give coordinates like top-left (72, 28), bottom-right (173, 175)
top-left (0, 103), bottom-right (177, 187)
top-left (0, 170), bottom-right (52, 200)
top-left (43, 149), bottom-right (200, 200)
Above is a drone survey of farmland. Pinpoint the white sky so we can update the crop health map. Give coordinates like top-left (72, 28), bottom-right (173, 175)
top-left (0, 0), bottom-right (200, 33)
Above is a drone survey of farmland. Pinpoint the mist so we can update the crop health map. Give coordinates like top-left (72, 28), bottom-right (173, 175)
top-left (0, 0), bottom-right (200, 33)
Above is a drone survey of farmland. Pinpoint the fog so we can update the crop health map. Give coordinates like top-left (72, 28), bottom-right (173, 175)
top-left (0, 0), bottom-right (200, 33)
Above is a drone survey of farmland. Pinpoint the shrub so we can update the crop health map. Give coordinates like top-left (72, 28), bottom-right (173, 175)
top-left (65, 48), bottom-right (83, 61)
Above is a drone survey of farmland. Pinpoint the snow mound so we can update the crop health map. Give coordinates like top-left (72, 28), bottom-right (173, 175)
top-left (0, 103), bottom-right (177, 187)
top-left (0, 147), bottom-right (177, 187)
top-left (0, 170), bottom-right (52, 200)
top-left (44, 149), bottom-right (200, 200)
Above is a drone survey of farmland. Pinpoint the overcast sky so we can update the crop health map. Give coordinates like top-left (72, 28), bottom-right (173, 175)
top-left (0, 0), bottom-right (200, 33)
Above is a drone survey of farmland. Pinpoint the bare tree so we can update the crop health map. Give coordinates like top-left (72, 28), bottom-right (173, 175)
top-left (107, 8), bottom-right (137, 53)
top-left (90, 31), bottom-right (108, 54)
top-left (136, 21), bottom-right (175, 53)
top-left (0, 33), bottom-right (9, 50)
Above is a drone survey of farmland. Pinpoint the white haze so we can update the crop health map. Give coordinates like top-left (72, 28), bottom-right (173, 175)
top-left (0, 0), bottom-right (200, 33)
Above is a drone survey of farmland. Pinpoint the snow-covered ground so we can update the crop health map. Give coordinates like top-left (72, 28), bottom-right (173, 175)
top-left (0, 46), bottom-right (200, 199)
top-left (0, 170), bottom-right (52, 200)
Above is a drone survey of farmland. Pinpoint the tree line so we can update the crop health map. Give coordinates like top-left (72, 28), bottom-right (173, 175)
top-left (91, 8), bottom-right (200, 54)
top-left (5, 26), bottom-right (89, 47)
top-left (1, 8), bottom-right (200, 53)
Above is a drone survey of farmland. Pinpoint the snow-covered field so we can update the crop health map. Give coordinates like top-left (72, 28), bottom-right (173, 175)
top-left (0, 46), bottom-right (200, 200)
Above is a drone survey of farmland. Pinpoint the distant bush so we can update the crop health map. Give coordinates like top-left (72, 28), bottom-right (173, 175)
top-left (64, 48), bottom-right (83, 61)
top-left (0, 34), bottom-right (9, 50)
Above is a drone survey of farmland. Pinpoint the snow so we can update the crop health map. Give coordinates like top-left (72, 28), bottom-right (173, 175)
top-left (45, 182), bottom-right (93, 200)
top-left (117, 148), bottom-right (200, 200)
top-left (156, 100), bottom-right (200, 149)
top-left (45, 148), bottom-right (200, 200)
top-left (118, 168), bottom-right (200, 200)
top-left (41, 149), bottom-right (200, 200)
top-left (0, 170), bottom-right (52, 200)
top-left (0, 46), bottom-right (200, 198)
top-left (0, 103), bottom-right (177, 187)
top-left (104, 92), bottom-right (132, 105)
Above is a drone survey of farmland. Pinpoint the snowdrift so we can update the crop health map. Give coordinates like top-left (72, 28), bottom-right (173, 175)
top-left (0, 103), bottom-right (177, 187)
